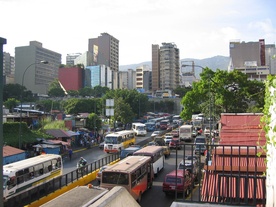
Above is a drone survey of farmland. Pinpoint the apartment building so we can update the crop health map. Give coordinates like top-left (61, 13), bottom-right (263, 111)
top-left (135, 65), bottom-right (152, 92)
top-left (229, 39), bottom-right (275, 81)
top-left (88, 33), bottom-right (119, 89)
top-left (3, 52), bottom-right (15, 84)
top-left (152, 43), bottom-right (180, 93)
top-left (15, 41), bottom-right (61, 95)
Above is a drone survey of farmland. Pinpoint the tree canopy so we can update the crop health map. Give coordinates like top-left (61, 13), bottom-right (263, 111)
top-left (180, 68), bottom-right (265, 120)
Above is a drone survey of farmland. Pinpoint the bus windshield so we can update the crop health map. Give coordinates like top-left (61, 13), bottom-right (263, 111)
top-left (102, 172), bottom-right (129, 185)
top-left (105, 136), bottom-right (120, 144)
top-left (3, 176), bottom-right (8, 190)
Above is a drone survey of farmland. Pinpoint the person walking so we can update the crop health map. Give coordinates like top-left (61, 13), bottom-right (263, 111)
top-left (68, 148), bottom-right (73, 161)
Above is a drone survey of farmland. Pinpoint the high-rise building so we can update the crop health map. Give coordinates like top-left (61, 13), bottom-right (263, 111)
top-left (152, 44), bottom-right (160, 92)
top-left (3, 52), bottom-right (15, 84)
top-left (66, 53), bottom-right (82, 66)
top-left (85, 65), bottom-right (112, 89)
top-left (229, 39), bottom-right (274, 81)
top-left (74, 51), bottom-right (94, 67)
top-left (161, 43), bottom-right (180, 90)
top-left (15, 41), bottom-right (61, 95)
top-left (136, 65), bottom-right (152, 92)
top-left (88, 33), bottom-right (119, 89)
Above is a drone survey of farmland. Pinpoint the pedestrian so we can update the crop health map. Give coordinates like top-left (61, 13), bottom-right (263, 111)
top-left (212, 137), bottom-right (215, 145)
top-left (68, 148), bottom-right (73, 161)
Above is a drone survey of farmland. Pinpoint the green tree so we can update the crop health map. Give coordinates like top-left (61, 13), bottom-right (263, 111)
top-left (4, 98), bottom-right (20, 112)
top-left (3, 83), bottom-right (36, 102)
top-left (173, 86), bottom-right (192, 98)
top-left (86, 113), bottom-right (102, 131)
top-left (180, 68), bottom-right (265, 120)
top-left (79, 87), bottom-right (93, 97)
top-left (114, 97), bottom-right (135, 124)
top-left (67, 90), bottom-right (79, 97)
top-left (48, 79), bottom-right (65, 97)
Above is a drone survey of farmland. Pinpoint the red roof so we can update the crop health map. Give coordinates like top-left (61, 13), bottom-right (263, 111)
top-left (219, 113), bottom-right (266, 146)
top-left (46, 129), bottom-right (71, 138)
top-left (3, 145), bottom-right (25, 157)
top-left (201, 171), bottom-right (266, 202)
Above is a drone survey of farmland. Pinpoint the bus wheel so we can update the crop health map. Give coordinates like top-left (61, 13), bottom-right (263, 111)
top-left (137, 192), bottom-right (142, 203)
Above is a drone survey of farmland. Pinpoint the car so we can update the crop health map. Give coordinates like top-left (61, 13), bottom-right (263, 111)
top-left (148, 141), bottom-right (159, 146)
top-left (120, 146), bottom-right (141, 160)
top-left (204, 127), bottom-right (211, 137)
top-left (169, 138), bottom-right (182, 149)
top-left (151, 131), bottom-right (162, 138)
top-left (99, 141), bottom-right (105, 150)
top-left (194, 135), bottom-right (206, 145)
top-left (96, 165), bottom-right (109, 183)
top-left (166, 124), bottom-right (173, 132)
top-left (178, 156), bottom-right (200, 182)
top-left (162, 169), bottom-right (194, 196)
top-left (171, 129), bottom-right (179, 137)
top-left (192, 130), bottom-right (197, 138)
top-left (164, 135), bottom-right (173, 145)
top-left (194, 144), bottom-right (206, 155)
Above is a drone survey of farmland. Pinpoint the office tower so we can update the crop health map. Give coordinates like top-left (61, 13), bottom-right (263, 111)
top-left (85, 65), bottom-right (112, 89)
top-left (88, 33), bottom-right (119, 89)
top-left (66, 53), bottom-right (82, 66)
top-left (229, 39), bottom-right (273, 81)
top-left (3, 52), bottom-right (15, 84)
top-left (73, 51), bottom-right (94, 67)
top-left (152, 44), bottom-right (160, 92)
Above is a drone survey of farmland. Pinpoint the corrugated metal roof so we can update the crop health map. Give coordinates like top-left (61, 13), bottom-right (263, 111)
top-left (3, 145), bottom-right (25, 157)
top-left (201, 171), bottom-right (266, 202)
top-left (46, 129), bottom-right (70, 138)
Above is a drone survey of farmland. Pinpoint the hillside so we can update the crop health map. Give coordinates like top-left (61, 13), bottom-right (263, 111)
top-left (119, 55), bottom-right (230, 78)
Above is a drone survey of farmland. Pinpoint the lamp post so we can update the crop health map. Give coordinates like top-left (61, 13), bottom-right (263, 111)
top-left (182, 64), bottom-right (212, 158)
top-left (19, 60), bottom-right (48, 148)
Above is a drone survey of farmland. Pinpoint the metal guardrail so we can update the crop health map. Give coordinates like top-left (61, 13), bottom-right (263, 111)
top-left (5, 153), bottom-right (120, 207)
top-left (172, 143), bottom-right (266, 206)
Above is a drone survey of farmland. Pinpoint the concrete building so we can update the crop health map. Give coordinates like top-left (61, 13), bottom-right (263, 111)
top-left (3, 52), bottom-right (15, 84)
top-left (229, 39), bottom-right (275, 81)
top-left (73, 51), bottom-right (94, 67)
top-left (85, 65), bottom-right (112, 89)
top-left (58, 67), bottom-right (84, 91)
top-left (152, 44), bottom-right (160, 92)
top-left (159, 42), bottom-right (180, 90)
top-left (118, 69), bottom-right (136, 90)
top-left (66, 53), bottom-right (81, 66)
top-left (152, 43), bottom-right (180, 93)
top-left (136, 65), bottom-right (152, 92)
top-left (88, 33), bottom-right (119, 89)
top-left (15, 41), bottom-right (61, 95)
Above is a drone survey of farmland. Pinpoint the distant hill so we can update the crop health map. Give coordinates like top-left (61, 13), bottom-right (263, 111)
top-left (119, 55), bottom-right (230, 78)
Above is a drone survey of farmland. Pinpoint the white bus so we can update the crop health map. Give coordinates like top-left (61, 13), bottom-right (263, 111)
top-left (104, 130), bottom-right (136, 153)
top-left (133, 146), bottom-right (164, 176)
top-left (3, 154), bottom-right (63, 202)
top-left (179, 125), bottom-right (193, 142)
top-left (132, 123), bottom-right (147, 136)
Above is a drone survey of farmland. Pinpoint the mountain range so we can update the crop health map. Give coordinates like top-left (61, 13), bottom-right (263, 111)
top-left (119, 55), bottom-right (230, 78)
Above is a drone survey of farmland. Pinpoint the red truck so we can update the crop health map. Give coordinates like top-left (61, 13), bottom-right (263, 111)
top-left (162, 169), bottom-right (194, 196)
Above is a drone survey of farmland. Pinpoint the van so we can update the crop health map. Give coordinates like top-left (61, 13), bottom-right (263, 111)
top-left (120, 146), bottom-right (141, 160)
top-left (162, 169), bottom-right (194, 196)
top-left (194, 135), bottom-right (206, 145)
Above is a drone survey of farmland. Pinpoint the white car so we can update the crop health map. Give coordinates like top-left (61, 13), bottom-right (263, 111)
top-left (151, 131), bottom-right (161, 138)
top-left (164, 135), bottom-right (173, 145)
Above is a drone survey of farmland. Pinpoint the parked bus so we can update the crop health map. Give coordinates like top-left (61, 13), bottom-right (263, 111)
top-left (3, 154), bottom-right (63, 202)
top-left (104, 130), bottom-right (136, 153)
top-left (100, 156), bottom-right (154, 202)
top-left (133, 146), bottom-right (164, 176)
top-left (179, 125), bottom-right (193, 142)
top-left (132, 123), bottom-right (147, 136)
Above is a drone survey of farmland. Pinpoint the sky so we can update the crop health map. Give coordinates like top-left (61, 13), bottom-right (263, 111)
top-left (1, 0), bottom-right (276, 65)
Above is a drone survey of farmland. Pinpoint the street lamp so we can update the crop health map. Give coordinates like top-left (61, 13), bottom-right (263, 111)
top-left (19, 60), bottom-right (48, 148)
top-left (182, 64), bottom-right (212, 155)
